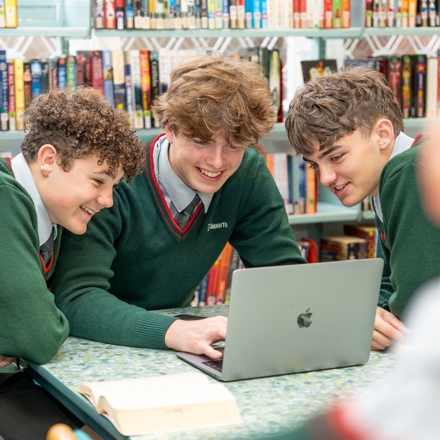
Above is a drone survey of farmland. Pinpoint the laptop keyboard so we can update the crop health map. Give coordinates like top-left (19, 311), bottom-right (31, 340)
top-left (202, 346), bottom-right (224, 372)
top-left (202, 359), bottom-right (223, 372)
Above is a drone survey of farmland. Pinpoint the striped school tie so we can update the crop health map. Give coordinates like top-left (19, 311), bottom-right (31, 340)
top-left (40, 229), bottom-right (55, 265)
top-left (174, 194), bottom-right (201, 228)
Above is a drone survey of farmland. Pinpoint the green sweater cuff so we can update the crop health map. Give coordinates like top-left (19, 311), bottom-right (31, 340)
top-left (134, 313), bottom-right (177, 349)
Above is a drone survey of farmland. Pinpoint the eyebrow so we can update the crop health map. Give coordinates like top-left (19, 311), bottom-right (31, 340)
top-left (303, 145), bottom-right (342, 162)
top-left (94, 169), bottom-right (117, 179)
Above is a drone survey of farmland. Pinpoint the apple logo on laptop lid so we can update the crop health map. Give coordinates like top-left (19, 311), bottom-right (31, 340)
top-left (297, 308), bottom-right (312, 328)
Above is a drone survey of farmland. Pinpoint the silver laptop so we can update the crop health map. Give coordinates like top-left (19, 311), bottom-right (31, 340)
top-left (176, 258), bottom-right (383, 381)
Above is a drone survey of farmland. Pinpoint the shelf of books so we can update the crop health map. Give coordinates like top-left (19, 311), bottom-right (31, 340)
top-left (363, 26), bottom-right (440, 37)
top-left (288, 202), bottom-right (359, 225)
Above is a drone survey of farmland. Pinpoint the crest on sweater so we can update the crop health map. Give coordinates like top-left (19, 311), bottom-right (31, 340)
top-left (207, 222), bottom-right (228, 231)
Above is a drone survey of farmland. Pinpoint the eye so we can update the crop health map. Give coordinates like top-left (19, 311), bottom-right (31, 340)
top-left (331, 154), bottom-right (343, 162)
top-left (93, 179), bottom-right (104, 185)
top-left (307, 163), bottom-right (318, 170)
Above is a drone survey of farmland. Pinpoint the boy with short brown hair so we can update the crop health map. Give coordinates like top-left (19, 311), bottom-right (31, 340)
top-left (0, 87), bottom-right (143, 439)
top-left (50, 53), bottom-right (306, 360)
top-left (285, 66), bottom-right (440, 351)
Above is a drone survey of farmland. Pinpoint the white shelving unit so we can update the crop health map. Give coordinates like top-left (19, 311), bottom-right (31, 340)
top-left (1, 0), bottom-right (437, 241)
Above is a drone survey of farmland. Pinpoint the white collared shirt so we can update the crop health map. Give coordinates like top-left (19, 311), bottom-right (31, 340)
top-left (11, 153), bottom-right (57, 246)
top-left (153, 135), bottom-right (213, 215)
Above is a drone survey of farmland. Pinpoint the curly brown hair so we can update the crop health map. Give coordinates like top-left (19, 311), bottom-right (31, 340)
top-left (21, 88), bottom-right (143, 182)
top-left (285, 66), bottom-right (404, 156)
top-left (152, 53), bottom-right (277, 149)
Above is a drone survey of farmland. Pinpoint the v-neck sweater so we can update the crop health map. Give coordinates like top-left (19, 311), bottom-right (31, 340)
top-left (51, 135), bottom-right (307, 349)
top-left (0, 159), bottom-right (69, 365)
top-left (375, 136), bottom-right (440, 319)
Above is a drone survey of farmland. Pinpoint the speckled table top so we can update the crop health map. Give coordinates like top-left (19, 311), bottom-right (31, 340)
top-left (38, 305), bottom-right (397, 440)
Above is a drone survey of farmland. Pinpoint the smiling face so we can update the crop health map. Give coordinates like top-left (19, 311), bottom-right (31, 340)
top-left (303, 120), bottom-right (394, 207)
top-left (32, 146), bottom-right (124, 235)
top-left (165, 126), bottom-right (245, 194)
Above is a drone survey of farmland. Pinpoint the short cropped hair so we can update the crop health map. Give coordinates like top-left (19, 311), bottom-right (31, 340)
top-left (22, 88), bottom-right (143, 182)
top-left (152, 53), bottom-right (277, 149)
top-left (285, 66), bottom-right (404, 156)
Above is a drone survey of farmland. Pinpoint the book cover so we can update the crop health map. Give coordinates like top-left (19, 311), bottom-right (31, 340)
top-left (299, 237), bottom-right (318, 262)
top-left (78, 373), bottom-right (242, 436)
top-left (124, 62), bottom-right (134, 125)
top-left (104, 0), bottom-right (116, 28)
top-left (57, 57), bottom-right (67, 90)
top-left (13, 58), bottom-right (24, 130)
top-left (387, 56), bottom-right (402, 107)
top-left (91, 51), bottom-right (105, 96)
top-left (332, 0), bottom-right (342, 27)
top-left (66, 56), bottom-right (77, 92)
top-left (344, 225), bottom-right (377, 259)
top-left (206, 257), bottom-right (220, 305)
top-left (134, 0), bottom-right (143, 27)
top-left (425, 56), bottom-right (438, 118)
top-left (7, 61), bottom-right (15, 131)
top-left (140, 50), bottom-right (152, 129)
top-left (126, 50), bottom-right (144, 128)
top-left (48, 58), bottom-right (58, 91)
top-left (23, 62), bottom-right (32, 109)
top-left (149, 50), bottom-right (160, 128)
top-left (93, 0), bottom-right (105, 28)
top-left (126, 0), bottom-right (135, 28)
top-left (215, 243), bottom-right (233, 304)
top-left (5, 0), bottom-right (17, 28)
top-left (343, 58), bottom-right (381, 70)
top-left (412, 54), bottom-right (427, 118)
top-left (225, 247), bottom-right (240, 304)
top-left (198, 273), bottom-right (209, 306)
top-left (269, 49), bottom-right (280, 119)
top-left (112, 50), bottom-right (126, 111)
top-left (41, 60), bottom-right (49, 93)
top-left (102, 50), bottom-right (115, 106)
top-left (30, 59), bottom-right (43, 101)
top-left (116, 0), bottom-right (125, 29)
top-left (0, 51), bottom-right (8, 131)
top-left (0, 0), bottom-right (5, 28)
top-left (321, 236), bottom-right (367, 261)
top-left (301, 59), bottom-right (337, 83)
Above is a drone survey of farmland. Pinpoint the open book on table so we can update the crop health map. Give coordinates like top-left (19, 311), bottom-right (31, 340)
top-left (78, 372), bottom-right (242, 436)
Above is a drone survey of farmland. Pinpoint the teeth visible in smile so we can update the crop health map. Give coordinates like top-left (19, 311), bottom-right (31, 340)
top-left (199, 168), bottom-right (221, 178)
top-left (81, 206), bottom-right (94, 215)
top-left (335, 184), bottom-right (347, 190)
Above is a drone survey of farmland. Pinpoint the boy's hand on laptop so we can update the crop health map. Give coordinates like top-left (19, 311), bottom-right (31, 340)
top-left (0, 355), bottom-right (16, 367)
top-left (165, 316), bottom-right (228, 359)
top-left (371, 307), bottom-right (411, 351)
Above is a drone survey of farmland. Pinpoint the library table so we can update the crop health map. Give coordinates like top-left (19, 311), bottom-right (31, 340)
top-left (21, 305), bottom-right (397, 440)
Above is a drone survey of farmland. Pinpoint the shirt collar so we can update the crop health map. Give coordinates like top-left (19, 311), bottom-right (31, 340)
top-left (11, 153), bottom-right (57, 246)
top-left (154, 135), bottom-right (213, 213)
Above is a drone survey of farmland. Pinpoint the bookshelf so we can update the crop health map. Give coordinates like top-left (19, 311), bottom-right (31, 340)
top-left (0, 0), bottom-right (438, 238)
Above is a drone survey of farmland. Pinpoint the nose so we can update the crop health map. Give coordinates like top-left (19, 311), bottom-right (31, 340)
top-left (206, 144), bottom-right (225, 169)
top-left (317, 164), bottom-right (337, 187)
top-left (97, 187), bottom-right (114, 208)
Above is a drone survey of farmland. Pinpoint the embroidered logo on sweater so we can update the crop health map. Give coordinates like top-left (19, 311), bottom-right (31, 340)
top-left (207, 222), bottom-right (228, 231)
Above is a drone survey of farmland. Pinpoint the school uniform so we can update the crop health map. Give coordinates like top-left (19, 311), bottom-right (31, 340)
top-left (51, 134), bottom-right (307, 349)
top-left (373, 132), bottom-right (440, 319)
top-left (0, 155), bottom-right (82, 440)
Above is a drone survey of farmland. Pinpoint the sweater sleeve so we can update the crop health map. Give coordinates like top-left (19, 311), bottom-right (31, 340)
top-left (0, 184), bottom-right (69, 364)
top-left (379, 157), bottom-right (440, 319)
top-left (50, 190), bottom-right (176, 350)
top-left (229, 154), bottom-right (307, 267)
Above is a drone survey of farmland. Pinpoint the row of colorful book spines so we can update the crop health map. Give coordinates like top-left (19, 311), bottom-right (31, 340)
top-left (94, 1), bottom-right (352, 30)
top-left (265, 152), bottom-right (318, 216)
top-left (365, 0), bottom-right (440, 28)
top-left (190, 245), bottom-right (243, 307)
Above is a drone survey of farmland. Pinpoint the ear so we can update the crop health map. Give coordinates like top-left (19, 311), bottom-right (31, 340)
top-left (164, 125), bottom-right (174, 144)
top-left (376, 119), bottom-right (394, 151)
top-left (37, 144), bottom-right (58, 177)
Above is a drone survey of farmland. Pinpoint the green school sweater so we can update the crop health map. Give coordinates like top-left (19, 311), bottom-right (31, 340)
top-left (51, 138), bottom-right (307, 349)
top-left (375, 139), bottom-right (440, 319)
top-left (0, 159), bottom-right (69, 365)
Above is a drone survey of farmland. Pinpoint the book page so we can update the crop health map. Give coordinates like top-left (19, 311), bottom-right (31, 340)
top-left (79, 372), bottom-right (210, 407)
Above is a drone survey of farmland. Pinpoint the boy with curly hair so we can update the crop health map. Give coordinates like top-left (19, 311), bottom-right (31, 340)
top-left (285, 66), bottom-right (440, 351)
top-left (0, 88), bottom-right (143, 439)
top-left (50, 53), bottom-right (306, 359)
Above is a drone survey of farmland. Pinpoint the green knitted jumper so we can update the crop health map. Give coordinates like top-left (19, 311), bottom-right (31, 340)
top-left (51, 136), bottom-right (307, 349)
top-left (0, 159), bottom-right (69, 364)
top-left (375, 138), bottom-right (440, 319)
